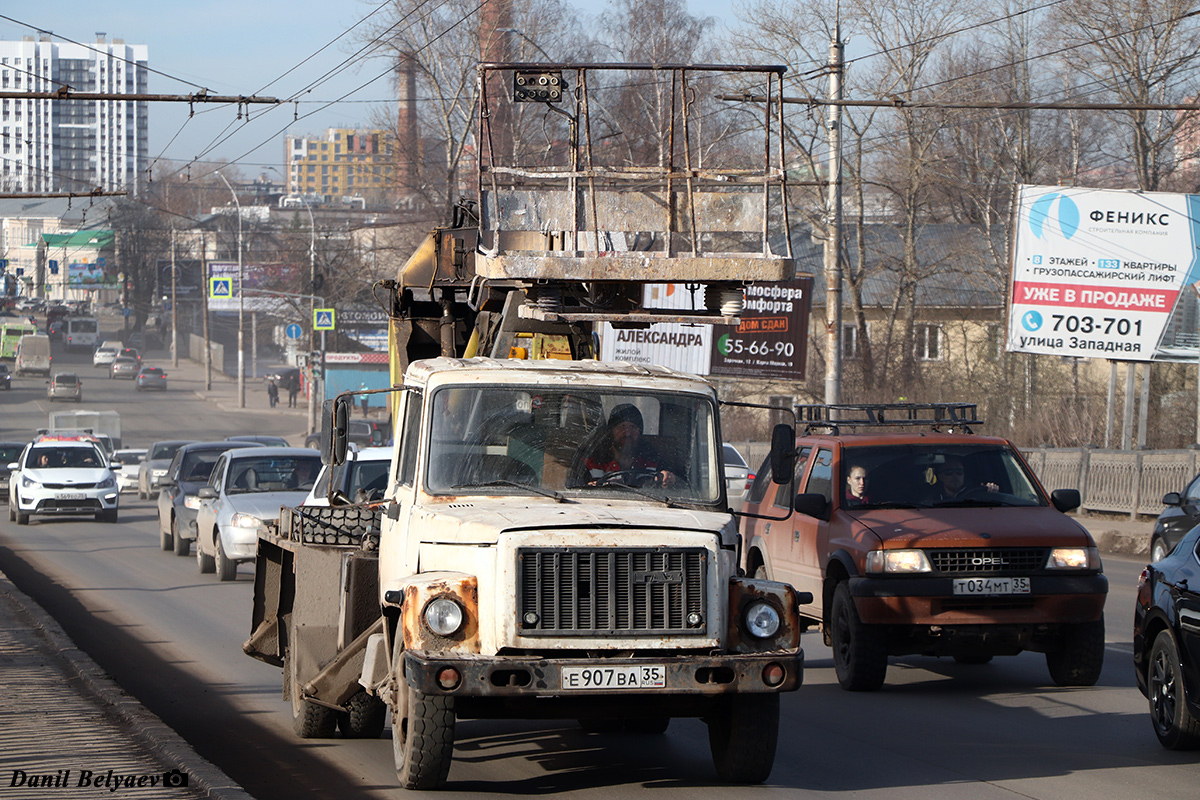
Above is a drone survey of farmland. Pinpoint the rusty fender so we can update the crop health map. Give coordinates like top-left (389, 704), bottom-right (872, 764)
top-left (726, 576), bottom-right (811, 654)
top-left (392, 572), bottom-right (481, 655)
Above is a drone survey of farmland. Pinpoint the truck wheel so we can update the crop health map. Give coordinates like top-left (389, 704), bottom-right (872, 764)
top-left (215, 537), bottom-right (237, 581)
top-left (289, 669), bottom-right (337, 739)
top-left (339, 690), bottom-right (387, 739)
top-left (392, 656), bottom-right (456, 789)
top-left (707, 693), bottom-right (779, 784)
top-left (830, 582), bottom-right (888, 691)
top-left (1046, 617), bottom-right (1105, 687)
top-left (172, 518), bottom-right (190, 557)
top-left (1148, 629), bottom-right (1200, 749)
top-left (196, 536), bottom-right (215, 574)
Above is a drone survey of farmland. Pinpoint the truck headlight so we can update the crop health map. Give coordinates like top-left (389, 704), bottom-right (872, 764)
top-left (865, 549), bottom-right (932, 574)
top-left (423, 598), bottom-right (465, 637)
top-left (744, 601), bottom-right (781, 639)
top-left (230, 512), bottom-right (264, 529)
top-left (1046, 546), bottom-right (1098, 570)
top-left (183, 495), bottom-right (201, 510)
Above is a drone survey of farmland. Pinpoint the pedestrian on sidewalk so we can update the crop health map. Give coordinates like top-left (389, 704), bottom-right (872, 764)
top-left (287, 378), bottom-right (299, 408)
top-left (267, 379), bottom-right (279, 408)
top-left (359, 381), bottom-right (369, 417)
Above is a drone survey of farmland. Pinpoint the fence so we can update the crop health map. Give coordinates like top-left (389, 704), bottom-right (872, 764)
top-left (729, 439), bottom-right (1197, 519)
top-left (186, 334), bottom-right (225, 375)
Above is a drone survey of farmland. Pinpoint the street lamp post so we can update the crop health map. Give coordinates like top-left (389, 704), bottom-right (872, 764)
top-left (216, 171), bottom-right (246, 409)
top-left (303, 201), bottom-right (317, 435)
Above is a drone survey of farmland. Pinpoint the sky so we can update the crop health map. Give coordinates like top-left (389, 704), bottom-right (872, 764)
top-left (0, 1), bottom-right (743, 183)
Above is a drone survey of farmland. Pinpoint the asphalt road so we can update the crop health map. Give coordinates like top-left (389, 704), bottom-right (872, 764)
top-left (1, 333), bottom-right (1197, 799)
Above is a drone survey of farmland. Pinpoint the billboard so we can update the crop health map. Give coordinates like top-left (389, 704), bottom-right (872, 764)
top-left (710, 278), bottom-right (812, 381)
top-left (206, 262), bottom-right (298, 313)
top-left (67, 261), bottom-right (117, 287)
top-left (157, 259), bottom-right (204, 297)
top-left (1008, 185), bottom-right (1200, 361)
top-left (600, 284), bottom-right (714, 374)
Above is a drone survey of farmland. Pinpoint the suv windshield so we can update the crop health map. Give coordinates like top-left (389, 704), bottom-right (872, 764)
top-left (425, 385), bottom-right (720, 503)
top-left (28, 447), bottom-right (103, 469)
top-left (841, 444), bottom-right (1045, 509)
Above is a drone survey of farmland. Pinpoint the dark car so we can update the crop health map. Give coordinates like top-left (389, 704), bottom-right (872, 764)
top-left (226, 435), bottom-right (290, 447)
top-left (0, 363), bottom-right (11, 390)
top-left (1134, 524), bottom-right (1200, 749)
top-left (1151, 480), bottom-right (1200, 562)
top-left (0, 441), bottom-right (25, 501)
top-left (304, 420), bottom-right (384, 450)
top-left (156, 440), bottom-right (265, 555)
top-left (135, 366), bottom-right (168, 391)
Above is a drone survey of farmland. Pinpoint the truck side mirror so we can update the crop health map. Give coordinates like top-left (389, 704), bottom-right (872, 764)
top-left (1050, 489), bottom-right (1081, 513)
top-left (770, 423), bottom-right (795, 485)
top-left (322, 396), bottom-right (352, 467)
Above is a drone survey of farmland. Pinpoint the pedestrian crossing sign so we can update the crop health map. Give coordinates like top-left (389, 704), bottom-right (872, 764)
top-left (209, 277), bottom-right (233, 299)
top-left (313, 308), bottom-right (336, 330)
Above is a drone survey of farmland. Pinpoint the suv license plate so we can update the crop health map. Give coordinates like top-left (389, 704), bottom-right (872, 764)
top-left (952, 577), bottom-right (1031, 595)
top-left (56, 493), bottom-right (86, 500)
top-left (561, 665), bottom-right (666, 690)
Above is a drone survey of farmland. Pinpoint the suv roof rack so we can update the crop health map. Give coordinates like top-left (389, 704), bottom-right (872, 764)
top-left (795, 402), bottom-right (982, 435)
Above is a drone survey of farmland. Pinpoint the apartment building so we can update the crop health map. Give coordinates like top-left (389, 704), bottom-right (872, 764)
top-left (0, 35), bottom-right (148, 194)
top-left (285, 128), bottom-right (395, 207)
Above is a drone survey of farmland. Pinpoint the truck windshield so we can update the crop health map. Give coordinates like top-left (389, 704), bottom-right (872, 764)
top-left (425, 386), bottom-right (721, 504)
top-left (840, 444), bottom-right (1046, 509)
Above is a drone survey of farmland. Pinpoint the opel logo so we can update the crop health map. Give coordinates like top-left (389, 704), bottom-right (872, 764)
top-left (971, 556), bottom-right (1007, 566)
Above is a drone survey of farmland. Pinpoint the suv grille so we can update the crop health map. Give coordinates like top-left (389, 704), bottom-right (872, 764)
top-left (929, 548), bottom-right (1049, 574)
top-left (518, 547), bottom-right (707, 637)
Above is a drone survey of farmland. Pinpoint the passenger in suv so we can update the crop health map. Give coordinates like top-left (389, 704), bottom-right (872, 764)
top-left (741, 402), bottom-right (1108, 692)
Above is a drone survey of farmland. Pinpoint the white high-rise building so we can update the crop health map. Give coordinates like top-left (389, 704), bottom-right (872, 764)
top-left (0, 35), bottom-right (148, 194)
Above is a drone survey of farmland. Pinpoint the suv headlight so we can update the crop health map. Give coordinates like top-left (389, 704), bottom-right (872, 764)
top-left (423, 598), bottom-right (465, 636)
top-left (230, 512), bottom-right (264, 529)
top-left (21, 475), bottom-right (39, 489)
top-left (866, 549), bottom-right (933, 574)
top-left (97, 475), bottom-right (116, 489)
top-left (1046, 546), bottom-right (1100, 570)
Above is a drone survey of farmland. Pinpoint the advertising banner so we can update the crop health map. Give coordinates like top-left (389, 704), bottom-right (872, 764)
top-left (600, 284), bottom-right (715, 374)
top-left (1008, 185), bottom-right (1200, 361)
top-left (709, 278), bottom-right (812, 381)
top-left (67, 261), bottom-right (117, 287)
top-left (206, 262), bottom-right (297, 313)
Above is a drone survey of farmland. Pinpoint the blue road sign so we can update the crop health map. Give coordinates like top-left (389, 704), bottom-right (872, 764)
top-left (163, 300), bottom-right (172, 312)
top-left (209, 277), bottom-right (233, 299)
top-left (48, 260), bottom-right (58, 275)
top-left (286, 323), bottom-right (303, 339)
top-left (313, 308), bottom-right (335, 330)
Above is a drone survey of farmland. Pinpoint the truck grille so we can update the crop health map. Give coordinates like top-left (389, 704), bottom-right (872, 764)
top-left (929, 548), bottom-right (1049, 574)
top-left (517, 547), bottom-right (707, 637)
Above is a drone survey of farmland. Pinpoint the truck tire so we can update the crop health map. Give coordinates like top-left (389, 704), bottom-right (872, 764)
top-left (706, 693), bottom-right (779, 784)
top-left (1148, 629), bottom-right (1200, 749)
top-left (215, 537), bottom-right (237, 582)
top-left (172, 518), bottom-right (190, 556)
top-left (339, 689), bottom-right (387, 739)
top-left (392, 652), bottom-right (456, 789)
top-left (830, 582), bottom-right (888, 691)
top-left (1046, 617), bottom-right (1105, 687)
top-left (196, 537), bottom-right (215, 574)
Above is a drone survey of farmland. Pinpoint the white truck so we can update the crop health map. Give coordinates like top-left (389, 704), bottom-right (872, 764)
top-left (46, 410), bottom-right (122, 455)
top-left (14, 333), bottom-right (51, 376)
top-left (245, 357), bottom-right (804, 788)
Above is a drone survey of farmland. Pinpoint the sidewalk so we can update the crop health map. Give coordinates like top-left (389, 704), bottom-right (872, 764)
top-left (1074, 513), bottom-right (1153, 558)
top-left (0, 570), bottom-right (252, 800)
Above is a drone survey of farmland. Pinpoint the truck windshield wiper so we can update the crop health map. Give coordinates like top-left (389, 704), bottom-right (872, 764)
top-left (591, 481), bottom-right (677, 507)
top-left (452, 480), bottom-right (574, 503)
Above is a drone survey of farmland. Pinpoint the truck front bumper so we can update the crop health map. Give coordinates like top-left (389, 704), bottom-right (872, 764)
top-left (404, 650), bottom-right (803, 699)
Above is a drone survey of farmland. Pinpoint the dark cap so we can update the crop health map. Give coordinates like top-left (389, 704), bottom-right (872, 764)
top-left (608, 403), bottom-right (644, 432)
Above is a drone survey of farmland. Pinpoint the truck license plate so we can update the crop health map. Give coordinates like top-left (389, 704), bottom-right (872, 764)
top-left (56, 493), bottom-right (85, 500)
top-left (952, 577), bottom-right (1030, 595)
top-left (561, 665), bottom-right (666, 690)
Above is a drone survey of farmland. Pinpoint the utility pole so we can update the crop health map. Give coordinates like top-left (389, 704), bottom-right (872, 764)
top-left (823, 19), bottom-right (844, 406)
top-left (170, 228), bottom-right (178, 368)
top-left (216, 170), bottom-right (246, 408)
top-left (202, 231), bottom-right (212, 391)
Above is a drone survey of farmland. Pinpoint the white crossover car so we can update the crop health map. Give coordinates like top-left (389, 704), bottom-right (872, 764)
top-left (8, 437), bottom-right (119, 524)
top-left (194, 447), bottom-right (322, 581)
top-left (303, 446), bottom-right (391, 507)
top-left (111, 448), bottom-right (147, 493)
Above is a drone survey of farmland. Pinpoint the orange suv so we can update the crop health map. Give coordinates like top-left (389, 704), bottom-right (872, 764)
top-left (741, 403), bottom-right (1107, 691)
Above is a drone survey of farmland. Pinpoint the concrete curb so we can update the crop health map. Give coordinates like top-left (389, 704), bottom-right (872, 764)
top-left (0, 570), bottom-right (254, 800)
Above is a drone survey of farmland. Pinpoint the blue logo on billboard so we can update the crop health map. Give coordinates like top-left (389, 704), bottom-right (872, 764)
top-left (1021, 310), bottom-right (1043, 331)
top-left (1028, 193), bottom-right (1080, 240)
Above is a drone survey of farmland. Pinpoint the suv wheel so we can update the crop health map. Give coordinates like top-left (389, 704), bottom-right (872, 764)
top-left (1148, 629), bottom-right (1200, 749)
top-left (1045, 617), bottom-right (1104, 687)
top-left (830, 582), bottom-right (888, 691)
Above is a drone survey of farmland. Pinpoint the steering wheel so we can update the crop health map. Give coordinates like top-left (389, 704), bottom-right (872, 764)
top-left (592, 467), bottom-right (662, 488)
top-left (955, 486), bottom-right (996, 500)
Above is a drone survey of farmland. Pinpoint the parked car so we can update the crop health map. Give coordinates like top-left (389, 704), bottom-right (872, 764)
top-left (226, 435), bottom-right (290, 447)
top-left (1150, 479), bottom-right (1200, 562)
top-left (110, 357), bottom-right (139, 379)
top-left (194, 448), bottom-right (322, 580)
top-left (0, 441), bottom-right (25, 501)
top-left (7, 436), bottom-right (119, 524)
top-left (111, 448), bottom-right (148, 493)
top-left (135, 366), bottom-right (168, 391)
top-left (137, 440), bottom-right (195, 500)
top-left (723, 443), bottom-right (752, 513)
top-left (46, 372), bottom-right (82, 402)
top-left (157, 440), bottom-right (265, 556)
top-left (303, 446), bottom-right (391, 507)
top-left (93, 344), bottom-right (120, 368)
top-left (0, 363), bottom-right (11, 390)
top-left (1134, 523), bottom-right (1200, 749)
